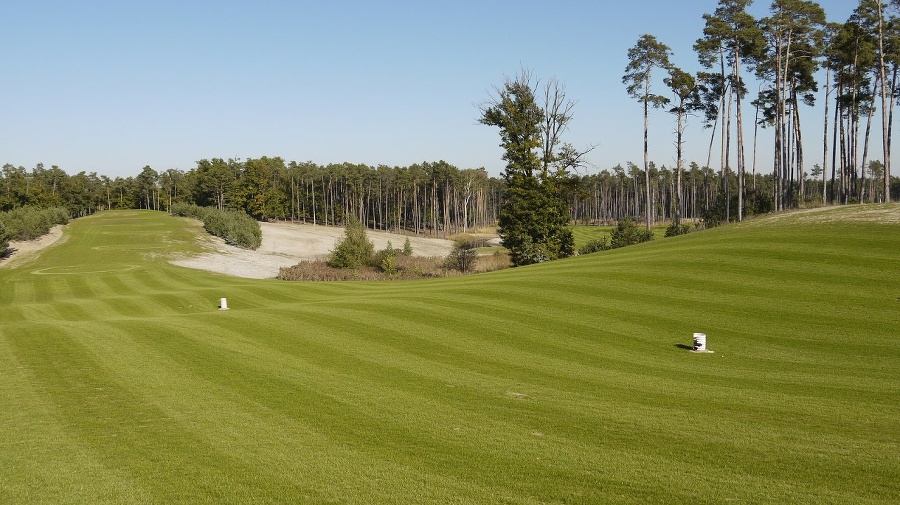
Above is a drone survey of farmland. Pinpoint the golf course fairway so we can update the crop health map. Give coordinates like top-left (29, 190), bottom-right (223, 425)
top-left (1, 207), bottom-right (898, 504)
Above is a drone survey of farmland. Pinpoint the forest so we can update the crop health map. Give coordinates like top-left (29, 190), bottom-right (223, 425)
top-left (3, 0), bottom-right (900, 237)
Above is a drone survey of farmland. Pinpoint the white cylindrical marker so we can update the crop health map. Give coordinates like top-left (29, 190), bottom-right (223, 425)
top-left (693, 332), bottom-right (706, 351)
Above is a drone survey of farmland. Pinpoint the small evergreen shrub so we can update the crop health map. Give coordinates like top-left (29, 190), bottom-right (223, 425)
top-left (402, 237), bottom-right (413, 256)
top-left (328, 217), bottom-right (374, 269)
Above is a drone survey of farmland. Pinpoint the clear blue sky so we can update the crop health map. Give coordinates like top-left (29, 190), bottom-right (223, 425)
top-left (1, 0), bottom-right (859, 179)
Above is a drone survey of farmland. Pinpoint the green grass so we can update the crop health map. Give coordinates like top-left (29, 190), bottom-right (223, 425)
top-left (1, 208), bottom-right (898, 504)
top-left (571, 223), bottom-right (669, 249)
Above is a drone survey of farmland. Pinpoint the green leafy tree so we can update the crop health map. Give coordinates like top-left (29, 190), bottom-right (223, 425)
top-left (0, 219), bottom-right (8, 255)
top-left (159, 168), bottom-right (187, 212)
top-left (193, 158), bottom-right (235, 211)
top-left (232, 157), bottom-right (289, 220)
top-left (1, 164), bottom-right (29, 211)
top-left (479, 70), bottom-right (574, 266)
top-left (624, 34), bottom-right (672, 230)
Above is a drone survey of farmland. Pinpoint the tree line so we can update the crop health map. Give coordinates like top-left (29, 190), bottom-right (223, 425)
top-left (624, 0), bottom-right (900, 232)
top-left (0, 160), bottom-right (503, 237)
top-left (2, 153), bottom-right (896, 240)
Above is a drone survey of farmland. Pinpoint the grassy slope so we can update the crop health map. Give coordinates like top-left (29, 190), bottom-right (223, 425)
top-left (571, 223), bottom-right (669, 249)
top-left (1, 208), bottom-right (898, 504)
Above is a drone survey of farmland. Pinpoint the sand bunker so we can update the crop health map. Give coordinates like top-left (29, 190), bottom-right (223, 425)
top-left (171, 222), bottom-right (456, 279)
top-left (0, 225), bottom-right (67, 268)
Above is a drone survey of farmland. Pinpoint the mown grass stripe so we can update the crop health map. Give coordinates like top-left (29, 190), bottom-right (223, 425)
top-left (5, 322), bottom-right (339, 503)
top-left (109, 318), bottom-right (568, 503)
top-left (0, 328), bottom-right (152, 504)
top-left (1, 208), bottom-right (898, 503)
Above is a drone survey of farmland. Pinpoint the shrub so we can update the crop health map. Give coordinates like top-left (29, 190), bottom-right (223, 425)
top-left (170, 203), bottom-right (210, 221)
top-left (279, 256), bottom-right (447, 281)
top-left (171, 203), bottom-right (261, 249)
top-left (373, 241), bottom-right (398, 275)
top-left (446, 241), bottom-right (478, 272)
top-left (328, 217), bottom-right (374, 269)
top-left (664, 222), bottom-right (693, 237)
top-left (609, 217), bottom-right (653, 249)
top-left (0, 206), bottom-right (69, 242)
top-left (402, 237), bottom-right (413, 256)
top-left (224, 211), bottom-right (262, 249)
top-left (578, 237), bottom-right (609, 255)
top-left (278, 249), bottom-right (509, 281)
top-left (380, 254), bottom-right (397, 275)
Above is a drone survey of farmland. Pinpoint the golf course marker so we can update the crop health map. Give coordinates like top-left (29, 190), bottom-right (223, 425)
top-left (692, 332), bottom-right (713, 353)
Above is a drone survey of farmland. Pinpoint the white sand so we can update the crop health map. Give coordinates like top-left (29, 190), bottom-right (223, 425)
top-left (0, 225), bottom-right (66, 268)
top-left (171, 221), bottom-right (456, 279)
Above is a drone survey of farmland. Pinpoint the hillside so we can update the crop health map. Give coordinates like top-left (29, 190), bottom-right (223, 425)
top-left (1, 206), bottom-right (898, 504)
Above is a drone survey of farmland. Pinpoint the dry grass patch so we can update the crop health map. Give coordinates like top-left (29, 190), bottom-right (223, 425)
top-left (746, 203), bottom-right (900, 227)
top-left (278, 251), bottom-right (510, 281)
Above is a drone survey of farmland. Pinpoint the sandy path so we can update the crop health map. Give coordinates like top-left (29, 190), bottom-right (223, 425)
top-left (0, 225), bottom-right (67, 268)
top-left (171, 222), bottom-right (456, 279)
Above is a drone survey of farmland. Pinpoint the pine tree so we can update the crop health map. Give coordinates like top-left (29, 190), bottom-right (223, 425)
top-left (624, 34), bottom-right (672, 230)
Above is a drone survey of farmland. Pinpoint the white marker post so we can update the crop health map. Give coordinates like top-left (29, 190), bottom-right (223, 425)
top-left (219, 297), bottom-right (229, 310)
top-left (693, 332), bottom-right (706, 351)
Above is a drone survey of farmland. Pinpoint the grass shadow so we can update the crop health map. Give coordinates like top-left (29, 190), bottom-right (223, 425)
top-left (674, 343), bottom-right (694, 351)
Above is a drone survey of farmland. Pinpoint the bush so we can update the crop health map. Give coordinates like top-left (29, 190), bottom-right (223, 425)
top-left (446, 241), bottom-right (478, 272)
top-left (279, 255), bottom-right (445, 281)
top-left (402, 237), bottom-right (413, 256)
top-left (278, 249), bottom-right (510, 281)
top-left (373, 241), bottom-right (398, 275)
top-left (0, 206), bottom-right (70, 242)
top-left (171, 203), bottom-right (262, 250)
top-left (328, 217), bottom-right (374, 269)
top-left (609, 217), bottom-right (654, 249)
top-left (664, 222), bottom-right (693, 237)
top-left (170, 203), bottom-right (211, 221)
top-left (578, 237), bottom-right (609, 255)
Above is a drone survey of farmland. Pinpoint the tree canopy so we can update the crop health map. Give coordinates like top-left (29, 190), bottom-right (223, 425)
top-left (480, 71), bottom-right (574, 266)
